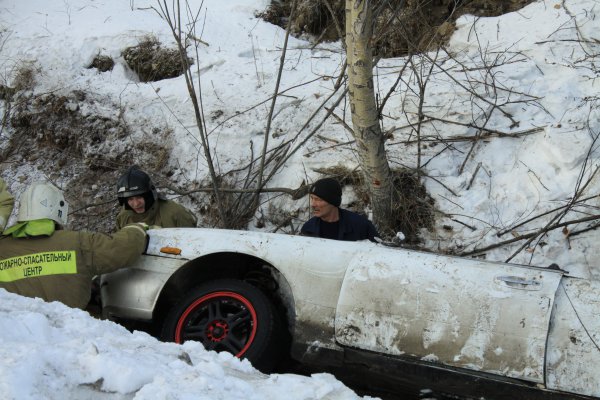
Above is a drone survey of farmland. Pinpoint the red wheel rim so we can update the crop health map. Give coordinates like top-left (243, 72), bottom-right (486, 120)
top-left (174, 291), bottom-right (258, 358)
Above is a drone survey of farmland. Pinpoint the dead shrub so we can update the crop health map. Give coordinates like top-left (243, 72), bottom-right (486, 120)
top-left (256, 1), bottom-right (287, 26)
top-left (0, 84), bottom-right (15, 101)
top-left (196, 176), bottom-right (257, 230)
top-left (264, 203), bottom-right (301, 233)
top-left (0, 64), bottom-right (36, 102)
top-left (389, 169), bottom-right (435, 243)
top-left (123, 36), bottom-right (193, 82)
top-left (258, 0), bottom-right (343, 42)
top-left (12, 64), bottom-right (36, 92)
top-left (138, 137), bottom-right (171, 172)
top-left (88, 55), bottom-right (115, 72)
top-left (10, 93), bottom-right (131, 163)
top-left (258, 0), bottom-right (536, 57)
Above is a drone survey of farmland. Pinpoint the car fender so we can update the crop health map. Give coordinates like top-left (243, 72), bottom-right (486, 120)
top-left (103, 228), bottom-right (377, 349)
top-left (101, 254), bottom-right (184, 320)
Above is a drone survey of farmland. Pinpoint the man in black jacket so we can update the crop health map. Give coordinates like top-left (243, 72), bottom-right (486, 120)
top-left (301, 178), bottom-right (379, 242)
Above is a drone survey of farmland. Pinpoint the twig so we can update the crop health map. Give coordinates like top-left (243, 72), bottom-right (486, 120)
top-left (178, 184), bottom-right (310, 200)
top-left (423, 173), bottom-right (458, 197)
top-left (521, 160), bottom-right (550, 191)
top-left (466, 162), bottom-right (482, 190)
top-left (569, 221), bottom-right (600, 238)
top-left (377, 60), bottom-right (409, 114)
top-left (496, 194), bottom-right (600, 237)
top-left (325, 106), bottom-right (354, 134)
top-left (386, 115), bottom-right (545, 144)
top-left (511, 144), bottom-right (600, 262)
top-left (461, 214), bottom-right (600, 257)
top-left (303, 139), bottom-right (355, 157)
top-left (451, 218), bottom-right (477, 231)
top-left (154, 0), bottom-right (228, 225)
top-left (255, 0), bottom-right (297, 202)
top-left (459, 104), bottom-right (493, 175)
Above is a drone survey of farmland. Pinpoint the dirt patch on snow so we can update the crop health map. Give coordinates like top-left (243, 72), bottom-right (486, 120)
top-left (2, 89), bottom-right (173, 232)
top-left (258, 0), bottom-right (536, 57)
top-left (123, 36), bottom-right (194, 82)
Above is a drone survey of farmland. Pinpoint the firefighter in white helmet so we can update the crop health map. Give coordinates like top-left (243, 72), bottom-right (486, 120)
top-left (0, 182), bottom-right (147, 309)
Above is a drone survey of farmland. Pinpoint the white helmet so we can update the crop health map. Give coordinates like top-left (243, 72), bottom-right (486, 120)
top-left (18, 182), bottom-right (69, 227)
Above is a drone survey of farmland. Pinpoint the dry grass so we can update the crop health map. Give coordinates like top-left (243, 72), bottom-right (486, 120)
top-left (12, 64), bottom-right (36, 92)
top-left (5, 88), bottom-right (174, 232)
top-left (123, 36), bottom-right (193, 82)
top-left (195, 177), bottom-right (257, 230)
top-left (88, 55), bottom-right (115, 72)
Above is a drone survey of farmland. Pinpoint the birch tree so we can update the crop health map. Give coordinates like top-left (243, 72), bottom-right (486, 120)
top-left (345, 0), bottom-right (394, 236)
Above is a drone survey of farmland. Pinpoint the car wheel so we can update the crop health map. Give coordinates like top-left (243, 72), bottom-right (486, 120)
top-left (161, 279), bottom-right (284, 372)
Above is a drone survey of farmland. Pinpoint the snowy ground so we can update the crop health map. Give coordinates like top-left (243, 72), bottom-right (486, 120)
top-left (0, 0), bottom-right (599, 398)
top-left (0, 289), bottom-right (372, 400)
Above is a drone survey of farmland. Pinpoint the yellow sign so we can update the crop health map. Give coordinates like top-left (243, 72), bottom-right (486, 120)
top-left (0, 251), bottom-right (77, 282)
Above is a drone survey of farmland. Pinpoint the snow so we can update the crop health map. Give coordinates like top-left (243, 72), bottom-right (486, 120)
top-left (0, 289), bottom-right (369, 400)
top-left (0, 0), bottom-right (599, 398)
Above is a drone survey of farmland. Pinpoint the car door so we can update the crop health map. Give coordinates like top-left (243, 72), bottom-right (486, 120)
top-left (334, 246), bottom-right (563, 383)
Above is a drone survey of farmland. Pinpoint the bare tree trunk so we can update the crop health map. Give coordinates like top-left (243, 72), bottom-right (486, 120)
top-left (345, 0), bottom-right (394, 236)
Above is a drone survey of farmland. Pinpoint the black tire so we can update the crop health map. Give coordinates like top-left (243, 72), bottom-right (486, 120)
top-left (161, 279), bottom-right (284, 372)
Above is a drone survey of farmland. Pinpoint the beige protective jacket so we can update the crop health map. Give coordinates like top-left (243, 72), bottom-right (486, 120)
top-left (0, 224), bottom-right (147, 309)
top-left (0, 178), bottom-right (14, 230)
top-left (116, 198), bottom-right (196, 229)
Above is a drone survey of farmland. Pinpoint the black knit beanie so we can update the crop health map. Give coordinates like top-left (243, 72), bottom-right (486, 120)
top-left (310, 178), bottom-right (342, 207)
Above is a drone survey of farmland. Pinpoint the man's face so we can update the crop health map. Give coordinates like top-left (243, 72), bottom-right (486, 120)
top-left (310, 194), bottom-right (336, 219)
top-left (127, 196), bottom-right (146, 214)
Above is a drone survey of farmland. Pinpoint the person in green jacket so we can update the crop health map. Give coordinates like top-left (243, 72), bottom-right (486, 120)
top-left (115, 166), bottom-right (197, 229)
top-left (0, 182), bottom-right (148, 310)
top-left (0, 177), bottom-right (15, 230)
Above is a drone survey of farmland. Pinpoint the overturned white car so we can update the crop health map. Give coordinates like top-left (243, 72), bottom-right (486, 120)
top-left (101, 228), bottom-right (600, 399)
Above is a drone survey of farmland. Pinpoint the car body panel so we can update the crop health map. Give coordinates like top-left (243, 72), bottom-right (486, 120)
top-left (334, 248), bottom-right (562, 383)
top-left (546, 279), bottom-right (600, 397)
top-left (103, 228), bottom-right (375, 348)
top-left (102, 255), bottom-right (184, 319)
top-left (101, 228), bottom-right (600, 398)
